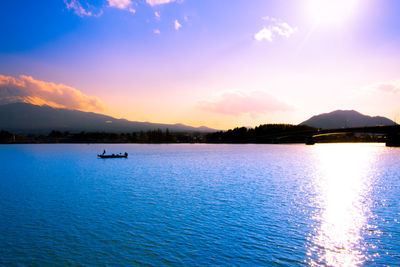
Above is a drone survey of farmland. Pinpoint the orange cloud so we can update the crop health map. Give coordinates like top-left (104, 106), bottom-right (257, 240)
top-left (0, 74), bottom-right (105, 112)
top-left (198, 91), bottom-right (293, 117)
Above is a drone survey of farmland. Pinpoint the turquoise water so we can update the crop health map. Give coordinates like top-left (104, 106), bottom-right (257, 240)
top-left (0, 143), bottom-right (399, 265)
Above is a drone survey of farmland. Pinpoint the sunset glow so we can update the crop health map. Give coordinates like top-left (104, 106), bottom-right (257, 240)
top-left (1, 0), bottom-right (400, 129)
top-left (1, 2), bottom-right (400, 264)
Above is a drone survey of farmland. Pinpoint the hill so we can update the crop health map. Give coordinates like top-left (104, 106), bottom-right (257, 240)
top-left (0, 103), bottom-right (216, 134)
top-left (299, 110), bottom-right (396, 129)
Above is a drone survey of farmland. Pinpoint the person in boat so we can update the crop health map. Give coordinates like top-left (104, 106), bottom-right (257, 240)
top-left (124, 152), bottom-right (128, 157)
top-left (102, 149), bottom-right (106, 155)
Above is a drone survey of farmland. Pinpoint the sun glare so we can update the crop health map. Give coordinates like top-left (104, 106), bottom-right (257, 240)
top-left (307, 0), bottom-right (360, 26)
top-left (308, 144), bottom-right (381, 265)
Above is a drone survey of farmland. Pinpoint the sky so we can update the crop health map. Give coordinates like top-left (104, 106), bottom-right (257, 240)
top-left (1, 0), bottom-right (400, 129)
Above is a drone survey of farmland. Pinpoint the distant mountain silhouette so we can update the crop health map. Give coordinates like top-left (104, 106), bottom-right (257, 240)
top-left (0, 103), bottom-right (216, 134)
top-left (300, 110), bottom-right (397, 129)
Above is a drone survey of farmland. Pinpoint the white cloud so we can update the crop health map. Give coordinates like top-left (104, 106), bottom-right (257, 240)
top-left (107, 0), bottom-right (135, 13)
top-left (174, 19), bottom-right (182, 30)
top-left (154, 29), bottom-right (161, 34)
top-left (65, 0), bottom-right (139, 17)
top-left (146, 0), bottom-right (177, 6)
top-left (65, 0), bottom-right (179, 17)
top-left (273, 22), bottom-right (296, 38)
top-left (254, 28), bottom-right (273, 42)
top-left (254, 18), bottom-right (296, 42)
top-left (0, 74), bottom-right (105, 112)
top-left (262, 16), bottom-right (278, 23)
top-left (198, 91), bottom-right (293, 117)
top-left (108, 0), bottom-right (131, 9)
top-left (64, 0), bottom-right (96, 17)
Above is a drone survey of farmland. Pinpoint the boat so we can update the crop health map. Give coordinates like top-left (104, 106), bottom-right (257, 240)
top-left (98, 152), bottom-right (128, 158)
top-left (305, 137), bottom-right (316, 145)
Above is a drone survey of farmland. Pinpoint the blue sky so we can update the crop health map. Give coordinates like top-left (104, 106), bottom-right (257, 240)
top-left (1, 0), bottom-right (400, 128)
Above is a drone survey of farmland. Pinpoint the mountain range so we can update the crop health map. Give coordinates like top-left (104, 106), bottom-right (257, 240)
top-left (0, 103), bottom-right (397, 134)
top-left (299, 110), bottom-right (397, 129)
top-left (0, 103), bottom-right (215, 134)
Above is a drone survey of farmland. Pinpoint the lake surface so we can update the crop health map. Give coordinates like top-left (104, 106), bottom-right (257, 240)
top-left (0, 143), bottom-right (399, 265)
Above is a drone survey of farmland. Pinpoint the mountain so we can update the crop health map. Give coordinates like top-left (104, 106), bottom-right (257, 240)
top-left (299, 110), bottom-right (397, 129)
top-left (0, 103), bottom-right (216, 134)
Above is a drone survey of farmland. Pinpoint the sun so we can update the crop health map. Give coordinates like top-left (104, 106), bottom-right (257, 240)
top-left (307, 0), bottom-right (360, 27)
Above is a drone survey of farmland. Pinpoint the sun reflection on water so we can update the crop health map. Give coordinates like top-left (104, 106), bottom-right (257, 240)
top-left (308, 143), bottom-right (381, 266)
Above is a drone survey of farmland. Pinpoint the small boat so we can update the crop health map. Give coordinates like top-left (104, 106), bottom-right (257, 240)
top-left (98, 152), bottom-right (128, 158)
top-left (305, 137), bottom-right (316, 145)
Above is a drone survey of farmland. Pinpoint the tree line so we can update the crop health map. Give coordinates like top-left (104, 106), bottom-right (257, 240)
top-left (0, 124), bottom-right (385, 144)
top-left (0, 129), bottom-right (204, 144)
top-left (205, 124), bottom-right (317, 143)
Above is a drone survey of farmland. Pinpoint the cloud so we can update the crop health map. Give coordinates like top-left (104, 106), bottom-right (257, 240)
top-left (174, 19), bottom-right (182, 30)
top-left (342, 80), bottom-right (400, 120)
top-left (254, 18), bottom-right (296, 42)
top-left (146, 0), bottom-right (177, 6)
top-left (272, 22), bottom-right (296, 38)
top-left (0, 74), bottom-right (105, 112)
top-left (64, 0), bottom-right (93, 17)
top-left (64, 0), bottom-right (102, 17)
top-left (107, 0), bottom-right (136, 13)
top-left (198, 91), bottom-right (293, 117)
top-left (108, 0), bottom-right (131, 9)
top-left (262, 16), bottom-right (278, 22)
top-left (64, 0), bottom-right (179, 17)
top-left (372, 81), bottom-right (400, 94)
top-left (254, 28), bottom-right (273, 42)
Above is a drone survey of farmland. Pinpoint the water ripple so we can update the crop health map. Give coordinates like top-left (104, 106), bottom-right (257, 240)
top-left (0, 143), bottom-right (399, 265)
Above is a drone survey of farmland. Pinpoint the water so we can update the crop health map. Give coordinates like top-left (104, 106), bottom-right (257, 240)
top-left (0, 143), bottom-right (399, 265)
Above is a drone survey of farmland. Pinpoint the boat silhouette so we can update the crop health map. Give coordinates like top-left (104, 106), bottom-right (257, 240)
top-left (98, 152), bottom-right (128, 158)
